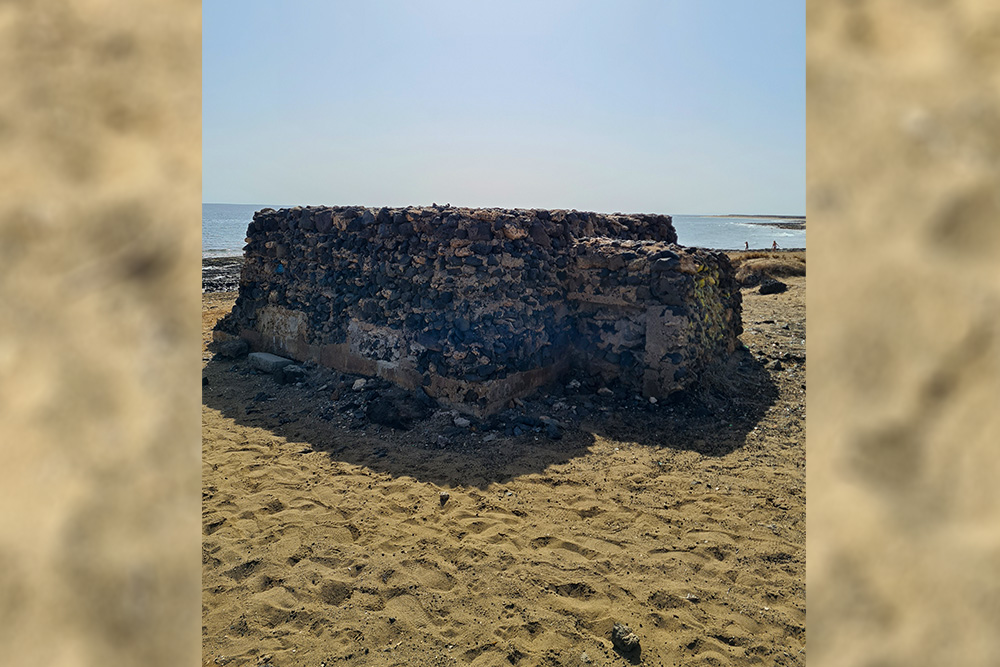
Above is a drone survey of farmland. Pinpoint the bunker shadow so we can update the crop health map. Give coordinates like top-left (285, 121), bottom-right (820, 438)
top-left (579, 347), bottom-right (781, 458)
top-left (202, 346), bottom-right (777, 490)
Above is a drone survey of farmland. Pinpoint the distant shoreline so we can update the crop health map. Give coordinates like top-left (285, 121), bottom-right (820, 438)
top-left (699, 214), bottom-right (805, 230)
top-left (703, 214), bottom-right (805, 220)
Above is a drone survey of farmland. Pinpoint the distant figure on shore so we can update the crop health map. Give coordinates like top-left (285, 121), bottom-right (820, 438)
top-left (745, 241), bottom-right (749, 250)
top-left (772, 240), bottom-right (779, 250)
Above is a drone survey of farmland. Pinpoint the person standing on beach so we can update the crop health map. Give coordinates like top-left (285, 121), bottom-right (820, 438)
top-left (745, 241), bottom-right (749, 250)
top-left (772, 240), bottom-right (779, 250)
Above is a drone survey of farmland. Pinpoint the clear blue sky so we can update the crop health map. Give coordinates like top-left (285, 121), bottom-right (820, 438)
top-left (204, 1), bottom-right (804, 215)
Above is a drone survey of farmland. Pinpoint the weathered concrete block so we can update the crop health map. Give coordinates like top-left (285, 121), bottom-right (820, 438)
top-left (248, 352), bottom-right (294, 373)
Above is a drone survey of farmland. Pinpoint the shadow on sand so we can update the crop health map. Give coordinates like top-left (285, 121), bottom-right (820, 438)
top-left (202, 345), bottom-right (777, 489)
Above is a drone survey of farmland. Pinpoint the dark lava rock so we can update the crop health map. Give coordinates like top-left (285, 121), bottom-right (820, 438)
top-left (611, 623), bottom-right (641, 654)
top-left (274, 364), bottom-right (306, 385)
top-left (416, 331), bottom-right (443, 352)
top-left (216, 338), bottom-right (249, 359)
top-left (651, 254), bottom-right (680, 272)
top-left (529, 222), bottom-right (551, 248)
top-left (468, 223), bottom-right (492, 242)
top-left (366, 390), bottom-right (432, 430)
top-left (759, 278), bottom-right (788, 294)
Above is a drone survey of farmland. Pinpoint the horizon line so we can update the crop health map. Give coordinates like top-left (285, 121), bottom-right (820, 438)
top-left (203, 203), bottom-right (805, 217)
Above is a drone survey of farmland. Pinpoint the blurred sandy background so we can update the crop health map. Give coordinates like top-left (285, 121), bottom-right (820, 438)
top-left (2, 0), bottom-right (999, 665)
top-left (809, 0), bottom-right (1000, 665)
top-left (0, 0), bottom-right (201, 665)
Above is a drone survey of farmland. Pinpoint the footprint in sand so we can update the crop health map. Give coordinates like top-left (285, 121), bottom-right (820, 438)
top-left (221, 558), bottom-right (261, 582)
top-left (316, 579), bottom-right (352, 605)
top-left (530, 535), bottom-right (601, 560)
top-left (396, 559), bottom-right (456, 592)
top-left (382, 593), bottom-right (433, 628)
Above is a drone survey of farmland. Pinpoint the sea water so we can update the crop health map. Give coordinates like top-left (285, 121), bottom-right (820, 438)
top-left (203, 204), bottom-right (805, 258)
top-left (670, 215), bottom-right (805, 251)
top-left (202, 203), bottom-right (287, 258)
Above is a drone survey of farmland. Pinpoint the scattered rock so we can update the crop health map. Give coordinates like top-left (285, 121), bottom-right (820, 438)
top-left (274, 364), bottom-right (306, 385)
top-left (439, 491), bottom-right (450, 506)
top-left (453, 416), bottom-right (471, 428)
top-left (759, 278), bottom-right (788, 294)
top-left (611, 622), bottom-right (641, 653)
top-left (366, 391), bottom-right (431, 430)
top-left (597, 387), bottom-right (614, 397)
top-left (352, 378), bottom-right (367, 391)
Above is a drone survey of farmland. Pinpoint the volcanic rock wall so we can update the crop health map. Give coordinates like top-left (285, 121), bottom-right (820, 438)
top-left (566, 238), bottom-right (741, 396)
top-left (215, 205), bottom-right (741, 415)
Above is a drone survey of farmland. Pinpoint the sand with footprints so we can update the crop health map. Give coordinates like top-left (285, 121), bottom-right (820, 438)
top-left (202, 274), bottom-right (805, 666)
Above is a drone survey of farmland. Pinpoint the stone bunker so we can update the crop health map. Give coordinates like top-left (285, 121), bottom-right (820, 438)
top-left (214, 205), bottom-right (742, 416)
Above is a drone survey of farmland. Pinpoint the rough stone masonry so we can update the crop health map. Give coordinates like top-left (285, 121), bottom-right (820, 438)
top-left (214, 205), bottom-right (742, 416)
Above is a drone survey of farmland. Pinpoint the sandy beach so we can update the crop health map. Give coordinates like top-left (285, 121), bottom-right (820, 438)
top-left (202, 256), bottom-right (805, 666)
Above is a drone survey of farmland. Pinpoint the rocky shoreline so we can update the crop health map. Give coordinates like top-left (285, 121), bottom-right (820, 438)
top-left (703, 215), bottom-right (806, 231)
top-left (749, 221), bottom-right (805, 230)
top-left (202, 255), bottom-right (244, 293)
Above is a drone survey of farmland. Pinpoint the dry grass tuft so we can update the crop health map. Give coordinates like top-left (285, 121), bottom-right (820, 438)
top-left (726, 251), bottom-right (806, 285)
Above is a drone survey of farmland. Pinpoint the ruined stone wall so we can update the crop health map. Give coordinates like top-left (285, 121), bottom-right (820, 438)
top-left (215, 205), bottom-right (740, 415)
top-left (566, 238), bottom-right (741, 397)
